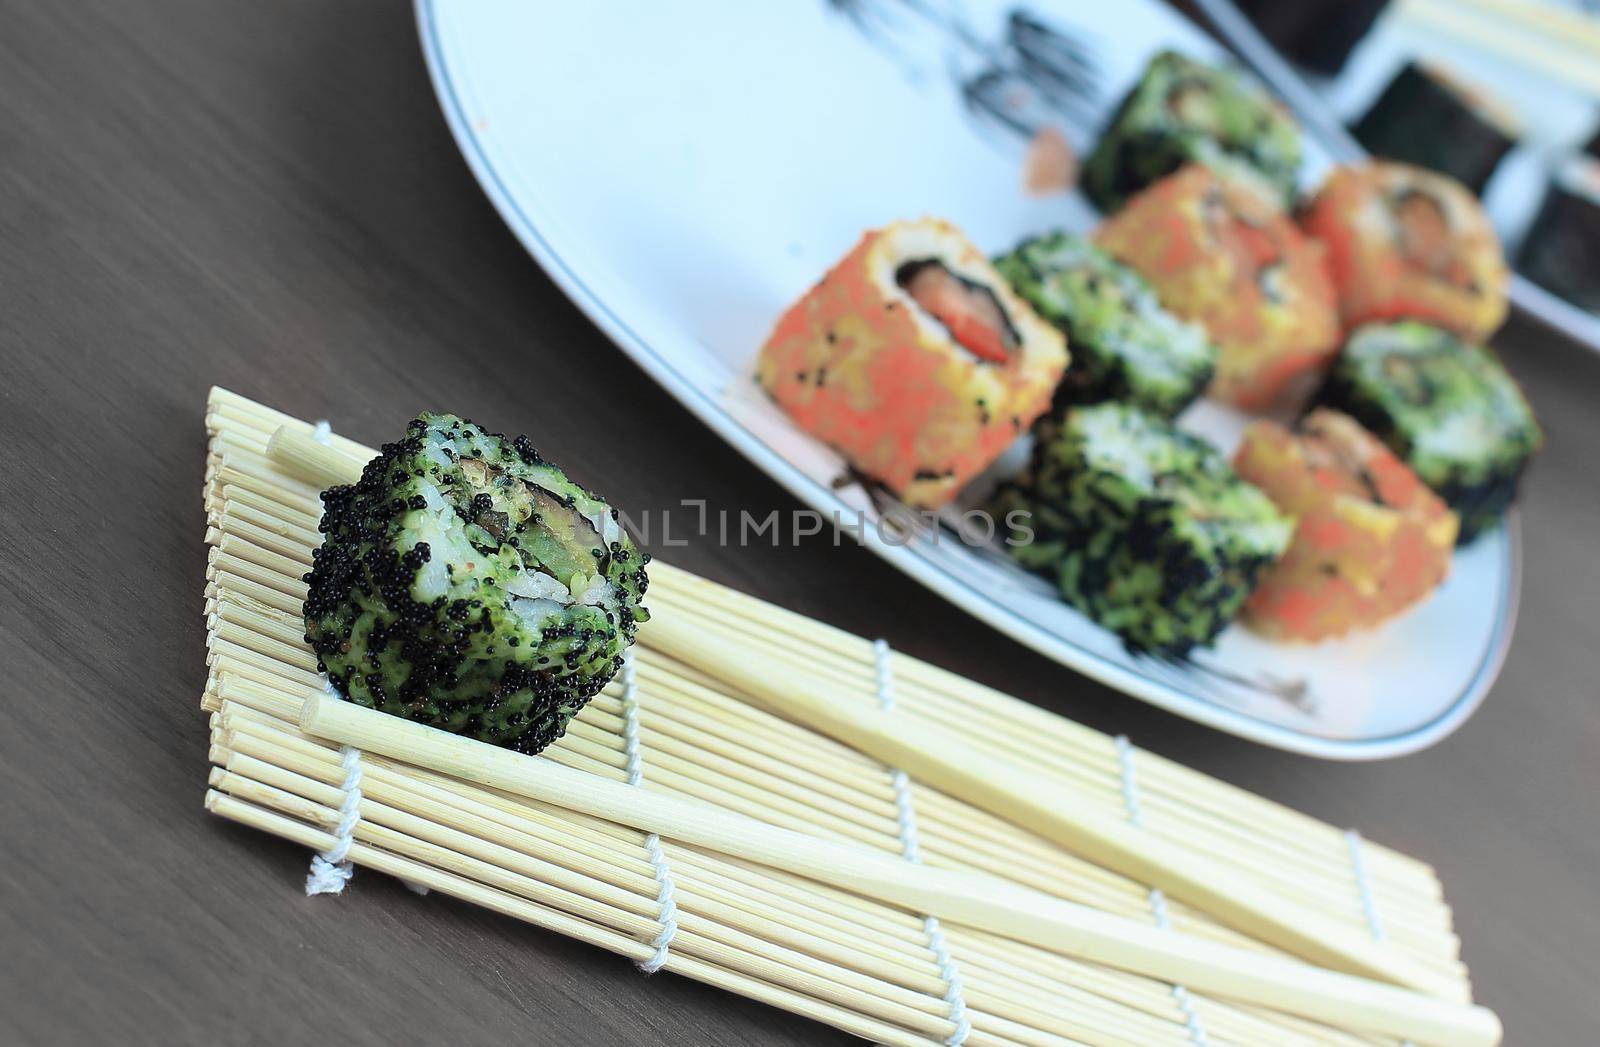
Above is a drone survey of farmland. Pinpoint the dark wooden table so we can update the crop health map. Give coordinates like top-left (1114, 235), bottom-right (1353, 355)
top-left (3, 3), bottom-right (1596, 1044)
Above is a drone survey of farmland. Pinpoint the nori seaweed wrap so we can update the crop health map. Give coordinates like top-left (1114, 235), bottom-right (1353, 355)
top-left (1316, 322), bottom-right (1541, 543)
top-left (1517, 154), bottom-right (1600, 313)
top-left (303, 413), bottom-right (651, 753)
top-left (993, 232), bottom-right (1217, 418)
top-left (1234, 0), bottom-right (1389, 77)
top-left (1082, 50), bottom-right (1302, 213)
top-left (995, 403), bottom-right (1292, 656)
top-left (1352, 62), bottom-right (1518, 195)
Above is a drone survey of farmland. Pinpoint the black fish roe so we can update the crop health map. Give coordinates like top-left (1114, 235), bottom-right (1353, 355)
top-left (303, 412), bottom-right (650, 753)
top-left (991, 402), bottom-right (1290, 657)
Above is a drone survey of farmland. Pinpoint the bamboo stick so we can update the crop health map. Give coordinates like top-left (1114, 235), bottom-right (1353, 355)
top-left (203, 791), bottom-right (949, 1047)
top-left (203, 573), bottom-right (1465, 966)
top-left (204, 706), bottom-right (1366, 1046)
top-left (296, 693), bottom-right (1498, 1047)
top-left (642, 610), bottom-right (1454, 998)
top-left (209, 714), bottom-right (1187, 1045)
top-left (643, 578), bottom-right (1444, 898)
top-left (637, 602), bottom-right (1460, 955)
top-left (200, 582), bottom-right (1465, 986)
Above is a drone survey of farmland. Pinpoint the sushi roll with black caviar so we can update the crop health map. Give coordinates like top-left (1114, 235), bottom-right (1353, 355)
top-left (1081, 50), bottom-right (1303, 213)
top-left (992, 232), bottom-right (1217, 419)
top-left (994, 402), bottom-right (1292, 657)
top-left (1352, 61), bottom-right (1518, 196)
top-left (303, 413), bottom-right (651, 754)
top-left (1517, 154), bottom-right (1600, 314)
top-left (1316, 322), bottom-right (1541, 544)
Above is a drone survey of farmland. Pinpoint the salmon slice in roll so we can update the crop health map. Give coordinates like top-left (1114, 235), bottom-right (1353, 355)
top-left (757, 218), bottom-right (1069, 508)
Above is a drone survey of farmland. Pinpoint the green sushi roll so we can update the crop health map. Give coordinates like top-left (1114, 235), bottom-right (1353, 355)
top-left (1316, 322), bottom-right (1541, 543)
top-left (1082, 50), bottom-right (1302, 213)
top-left (993, 232), bottom-right (1217, 418)
top-left (995, 403), bottom-right (1292, 656)
top-left (303, 413), bottom-right (650, 754)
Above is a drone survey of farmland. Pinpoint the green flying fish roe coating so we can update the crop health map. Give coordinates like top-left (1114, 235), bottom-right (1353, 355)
top-left (1316, 321), bottom-right (1541, 543)
top-left (994, 403), bottom-right (1291, 656)
top-left (1082, 50), bottom-right (1302, 213)
top-left (993, 232), bottom-right (1217, 418)
top-left (303, 413), bottom-right (651, 754)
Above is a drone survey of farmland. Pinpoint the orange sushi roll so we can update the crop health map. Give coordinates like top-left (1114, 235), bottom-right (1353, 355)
top-left (756, 219), bottom-right (1068, 508)
top-left (1299, 161), bottom-right (1508, 341)
top-left (1233, 408), bottom-right (1458, 642)
top-left (1095, 165), bottom-right (1339, 410)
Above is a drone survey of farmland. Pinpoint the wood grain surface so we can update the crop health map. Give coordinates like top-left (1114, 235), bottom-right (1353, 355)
top-left (1, 2), bottom-right (1596, 1044)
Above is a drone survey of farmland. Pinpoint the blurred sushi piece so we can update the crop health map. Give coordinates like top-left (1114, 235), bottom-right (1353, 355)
top-left (1316, 321), bottom-right (1540, 544)
top-left (1096, 165), bottom-right (1340, 409)
top-left (1352, 61), bottom-right (1518, 196)
top-left (1300, 161), bottom-right (1509, 342)
top-left (994, 402), bottom-right (1292, 657)
top-left (1082, 50), bottom-right (1302, 213)
top-left (757, 218), bottom-right (1068, 508)
top-left (993, 232), bottom-right (1216, 418)
top-left (1517, 153), bottom-right (1600, 314)
top-left (1234, 408), bottom-right (1457, 642)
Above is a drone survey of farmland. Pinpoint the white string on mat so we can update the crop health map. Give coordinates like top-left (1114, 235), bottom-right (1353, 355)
top-left (301, 420), bottom-right (435, 897)
top-left (305, 675), bottom-right (362, 896)
top-left (1114, 735), bottom-right (1209, 1047)
top-left (302, 420), bottom-right (363, 896)
top-left (873, 639), bottom-right (970, 1047)
top-left (1345, 828), bottom-right (1387, 942)
top-left (1346, 829), bottom-right (1413, 1047)
top-left (620, 648), bottom-right (678, 974)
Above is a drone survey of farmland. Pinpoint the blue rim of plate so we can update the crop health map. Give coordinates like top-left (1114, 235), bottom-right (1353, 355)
top-left (414, 0), bottom-right (1520, 760)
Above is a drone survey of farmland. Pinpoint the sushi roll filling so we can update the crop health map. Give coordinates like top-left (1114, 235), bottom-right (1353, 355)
top-left (406, 427), bottom-right (623, 618)
top-left (896, 259), bottom-right (1020, 363)
top-left (1202, 190), bottom-right (1288, 302)
top-left (1391, 189), bottom-right (1475, 291)
top-left (1165, 79), bottom-right (1232, 136)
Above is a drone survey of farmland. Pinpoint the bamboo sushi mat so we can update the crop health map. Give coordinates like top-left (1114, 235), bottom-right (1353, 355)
top-left (201, 388), bottom-right (1472, 1047)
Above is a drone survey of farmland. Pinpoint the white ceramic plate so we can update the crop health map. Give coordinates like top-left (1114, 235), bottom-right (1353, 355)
top-left (416, 0), bottom-right (1518, 758)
